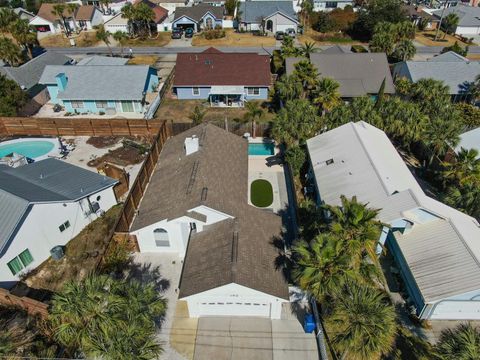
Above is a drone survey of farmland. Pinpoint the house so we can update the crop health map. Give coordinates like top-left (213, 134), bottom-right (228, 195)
top-left (286, 53), bottom-right (395, 98)
top-left (242, 0), bottom-right (302, 12)
top-left (13, 7), bottom-right (35, 21)
top-left (29, 3), bottom-right (103, 34)
top-left (402, 4), bottom-right (439, 30)
top-left (39, 64), bottom-right (159, 114)
top-left (0, 158), bottom-right (117, 289)
top-left (104, 0), bottom-right (169, 32)
top-left (237, 1), bottom-right (298, 33)
top-left (393, 52), bottom-right (480, 102)
top-left (312, 0), bottom-right (354, 12)
top-left (0, 51), bottom-right (73, 115)
top-left (433, 4), bottom-right (480, 36)
top-left (129, 123), bottom-right (289, 318)
top-left (307, 121), bottom-right (480, 320)
top-left (172, 4), bottom-right (224, 31)
top-left (152, 0), bottom-right (189, 15)
top-left (173, 48), bottom-right (271, 106)
top-left (455, 127), bottom-right (480, 159)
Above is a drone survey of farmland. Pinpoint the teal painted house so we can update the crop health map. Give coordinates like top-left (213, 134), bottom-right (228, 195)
top-left (39, 63), bottom-right (159, 114)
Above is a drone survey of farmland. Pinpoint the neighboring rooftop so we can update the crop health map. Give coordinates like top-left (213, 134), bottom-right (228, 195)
top-left (133, 0), bottom-right (168, 23)
top-left (174, 48), bottom-right (271, 87)
top-left (238, 1), bottom-right (297, 23)
top-left (433, 4), bottom-right (480, 27)
top-left (286, 53), bottom-right (395, 97)
top-left (0, 51), bottom-right (72, 94)
top-left (39, 65), bottom-right (153, 100)
top-left (0, 159), bottom-right (117, 254)
top-left (321, 44), bottom-right (352, 54)
top-left (35, 3), bottom-right (97, 22)
top-left (428, 51), bottom-right (469, 63)
top-left (173, 4), bottom-right (224, 21)
top-left (456, 127), bottom-right (480, 159)
top-left (74, 5), bottom-right (97, 21)
top-left (131, 124), bottom-right (288, 300)
top-left (77, 55), bottom-right (129, 66)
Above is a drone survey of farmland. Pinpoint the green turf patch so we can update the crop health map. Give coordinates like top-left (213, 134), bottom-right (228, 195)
top-left (250, 179), bottom-right (273, 208)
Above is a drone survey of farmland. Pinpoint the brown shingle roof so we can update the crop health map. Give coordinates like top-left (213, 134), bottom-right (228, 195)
top-left (36, 3), bottom-right (97, 22)
top-left (75, 5), bottom-right (96, 21)
top-left (131, 124), bottom-right (288, 300)
top-left (135, 0), bottom-right (168, 23)
top-left (174, 48), bottom-right (271, 87)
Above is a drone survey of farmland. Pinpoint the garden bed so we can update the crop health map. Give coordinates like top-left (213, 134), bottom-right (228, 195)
top-left (87, 143), bottom-right (148, 167)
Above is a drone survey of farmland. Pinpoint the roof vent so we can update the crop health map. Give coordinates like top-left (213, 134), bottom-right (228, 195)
top-left (184, 136), bottom-right (199, 155)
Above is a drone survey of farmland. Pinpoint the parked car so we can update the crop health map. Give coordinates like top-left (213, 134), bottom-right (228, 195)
top-left (171, 28), bottom-right (183, 39)
top-left (286, 28), bottom-right (296, 37)
top-left (185, 27), bottom-right (194, 38)
top-left (275, 31), bottom-right (284, 40)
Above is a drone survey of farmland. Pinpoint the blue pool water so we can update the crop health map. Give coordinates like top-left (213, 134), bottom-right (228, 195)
top-left (248, 142), bottom-right (275, 156)
top-left (0, 141), bottom-right (55, 159)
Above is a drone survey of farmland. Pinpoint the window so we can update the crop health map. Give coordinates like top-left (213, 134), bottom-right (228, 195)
top-left (59, 220), bottom-right (71, 232)
top-left (71, 100), bottom-right (83, 109)
top-left (7, 249), bottom-right (34, 275)
top-left (325, 1), bottom-right (338, 8)
top-left (192, 87), bottom-right (200, 96)
top-left (121, 101), bottom-right (134, 112)
top-left (154, 228), bottom-right (170, 247)
top-left (96, 100), bottom-right (108, 109)
top-left (247, 87), bottom-right (260, 96)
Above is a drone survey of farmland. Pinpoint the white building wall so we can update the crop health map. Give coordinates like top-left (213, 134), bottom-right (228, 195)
top-left (90, 8), bottom-right (104, 28)
top-left (312, 0), bottom-right (354, 11)
top-left (0, 187), bottom-right (117, 287)
top-left (182, 283), bottom-right (286, 319)
top-left (456, 25), bottom-right (480, 36)
top-left (266, 13), bottom-right (297, 32)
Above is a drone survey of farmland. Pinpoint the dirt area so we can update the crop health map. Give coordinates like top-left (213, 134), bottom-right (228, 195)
top-left (38, 31), bottom-right (99, 47)
top-left (124, 33), bottom-right (171, 47)
top-left (86, 136), bottom-right (124, 148)
top-left (25, 206), bottom-right (122, 292)
top-left (158, 99), bottom-right (275, 123)
top-left (127, 55), bottom-right (159, 65)
top-left (87, 144), bottom-right (147, 167)
top-left (192, 29), bottom-right (275, 47)
top-left (298, 29), bottom-right (365, 45)
top-left (415, 30), bottom-right (473, 46)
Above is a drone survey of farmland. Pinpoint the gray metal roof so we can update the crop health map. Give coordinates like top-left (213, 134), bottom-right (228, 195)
top-left (0, 159), bottom-right (117, 253)
top-left (238, 1), bottom-right (298, 23)
top-left (39, 65), bottom-right (153, 101)
top-left (321, 45), bottom-right (352, 54)
top-left (433, 4), bottom-right (480, 27)
top-left (77, 56), bottom-right (129, 66)
top-left (393, 60), bottom-right (480, 95)
top-left (428, 51), bottom-right (469, 63)
top-left (0, 51), bottom-right (72, 93)
top-left (286, 53), bottom-right (395, 97)
top-left (173, 4), bottom-right (224, 21)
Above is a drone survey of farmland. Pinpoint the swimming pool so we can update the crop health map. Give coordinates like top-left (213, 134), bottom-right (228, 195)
top-left (0, 138), bottom-right (59, 160)
top-left (248, 142), bottom-right (275, 156)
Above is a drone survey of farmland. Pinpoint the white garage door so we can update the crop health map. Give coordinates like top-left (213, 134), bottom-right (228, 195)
top-left (276, 24), bottom-right (297, 32)
top-left (430, 301), bottom-right (480, 320)
top-left (197, 301), bottom-right (271, 317)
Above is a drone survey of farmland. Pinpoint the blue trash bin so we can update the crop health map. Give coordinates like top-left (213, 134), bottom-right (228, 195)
top-left (304, 313), bottom-right (316, 333)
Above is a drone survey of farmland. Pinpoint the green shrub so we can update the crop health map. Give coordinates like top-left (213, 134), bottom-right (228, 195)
top-left (351, 44), bottom-right (368, 53)
top-left (204, 29), bottom-right (226, 40)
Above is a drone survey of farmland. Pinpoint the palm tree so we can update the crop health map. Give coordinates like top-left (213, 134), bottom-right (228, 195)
top-left (442, 13), bottom-right (460, 39)
top-left (328, 281), bottom-right (397, 360)
top-left (274, 74), bottom-right (302, 105)
top-left (369, 31), bottom-right (395, 55)
top-left (435, 323), bottom-right (480, 360)
top-left (121, 3), bottom-right (136, 37)
top-left (50, 274), bottom-right (166, 358)
top-left (51, 4), bottom-right (69, 35)
top-left (66, 3), bottom-right (79, 32)
top-left (443, 182), bottom-right (480, 219)
top-left (0, 36), bottom-right (21, 65)
top-left (394, 21), bottom-right (416, 41)
top-left (135, 3), bottom-right (155, 38)
top-left (113, 30), bottom-right (128, 56)
top-left (442, 147), bottom-right (480, 187)
top-left (100, 0), bottom-right (112, 13)
top-left (423, 112), bottom-right (461, 165)
top-left (313, 77), bottom-right (341, 115)
top-left (300, 41), bottom-right (316, 59)
top-left (394, 39), bottom-right (416, 61)
top-left (243, 101), bottom-right (264, 138)
top-left (188, 105), bottom-right (206, 125)
top-left (411, 78), bottom-right (450, 104)
top-left (280, 35), bottom-right (298, 57)
top-left (0, 8), bottom-right (16, 34)
top-left (9, 19), bottom-right (37, 59)
top-left (293, 60), bottom-right (319, 98)
top-left (96, 25), bottom-right (113, 56)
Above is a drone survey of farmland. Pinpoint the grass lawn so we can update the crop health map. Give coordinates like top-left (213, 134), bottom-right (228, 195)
top-left (250, 179), bottom-right (274, 208)
top-left (158, 99), bottom-right (276, 123)
top-left (192, 29), bottom-right (275, 47)
top-left (415, 30), bottom-right (474, 46)
top-left (127, 55), bottom-right (159, 65)
top-left (39, 31), bottom-right (99, 47)
top-left (24, 205), bottom-right (122, 292)
top-left (123, 33), bottom-right (171, 47)
top-left (298, 29), bottom-right (367, 46)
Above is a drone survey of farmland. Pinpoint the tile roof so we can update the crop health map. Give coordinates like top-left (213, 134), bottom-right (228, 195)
top-left (131, 124), bottom-right (288, 299)
top-left (286, 53), bottom-right (395, 97)
top-left (173, 4), bottom-right (224, 21)
top-left (39, 65), bottom-right (153, 101)
top-left (174, 48), bottom-right (271, 87)
top-left (238, 1), bottom-right (297, 23)
top-left (0, 51), bottom-right (72, 93)
top-left (0, 159), bottom-right (117, 254)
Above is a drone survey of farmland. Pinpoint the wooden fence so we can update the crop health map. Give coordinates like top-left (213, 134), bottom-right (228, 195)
top-left (0, 117), bottom-right (165, 137)
top-left (0, 288), bottom-right (49, 319)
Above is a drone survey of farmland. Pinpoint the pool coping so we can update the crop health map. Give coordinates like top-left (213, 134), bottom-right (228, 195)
top-left (0, 137), bottom-right (61, 161)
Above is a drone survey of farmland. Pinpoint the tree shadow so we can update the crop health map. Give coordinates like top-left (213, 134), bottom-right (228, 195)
top-left (124, 261), bottom-right (171, 293)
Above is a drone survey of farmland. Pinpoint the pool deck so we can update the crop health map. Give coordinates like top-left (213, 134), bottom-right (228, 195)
top-left (0, 137), bottom-right (61, 161)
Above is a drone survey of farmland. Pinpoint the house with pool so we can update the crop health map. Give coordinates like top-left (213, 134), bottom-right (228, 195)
top-left (0, 158), bottom-right (117, 289)
top-left (307, 121), bottom-right (480, 320)
top-left (129, 123), bottom-right (289, 319)
top-left (173, 48), bottom-right (271, 107)
top-left (39, 64), bottom-right (159, 116)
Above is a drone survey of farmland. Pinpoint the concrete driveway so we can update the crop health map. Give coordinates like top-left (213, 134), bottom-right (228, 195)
top-left (193, 315), bottom-right (317, 360)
